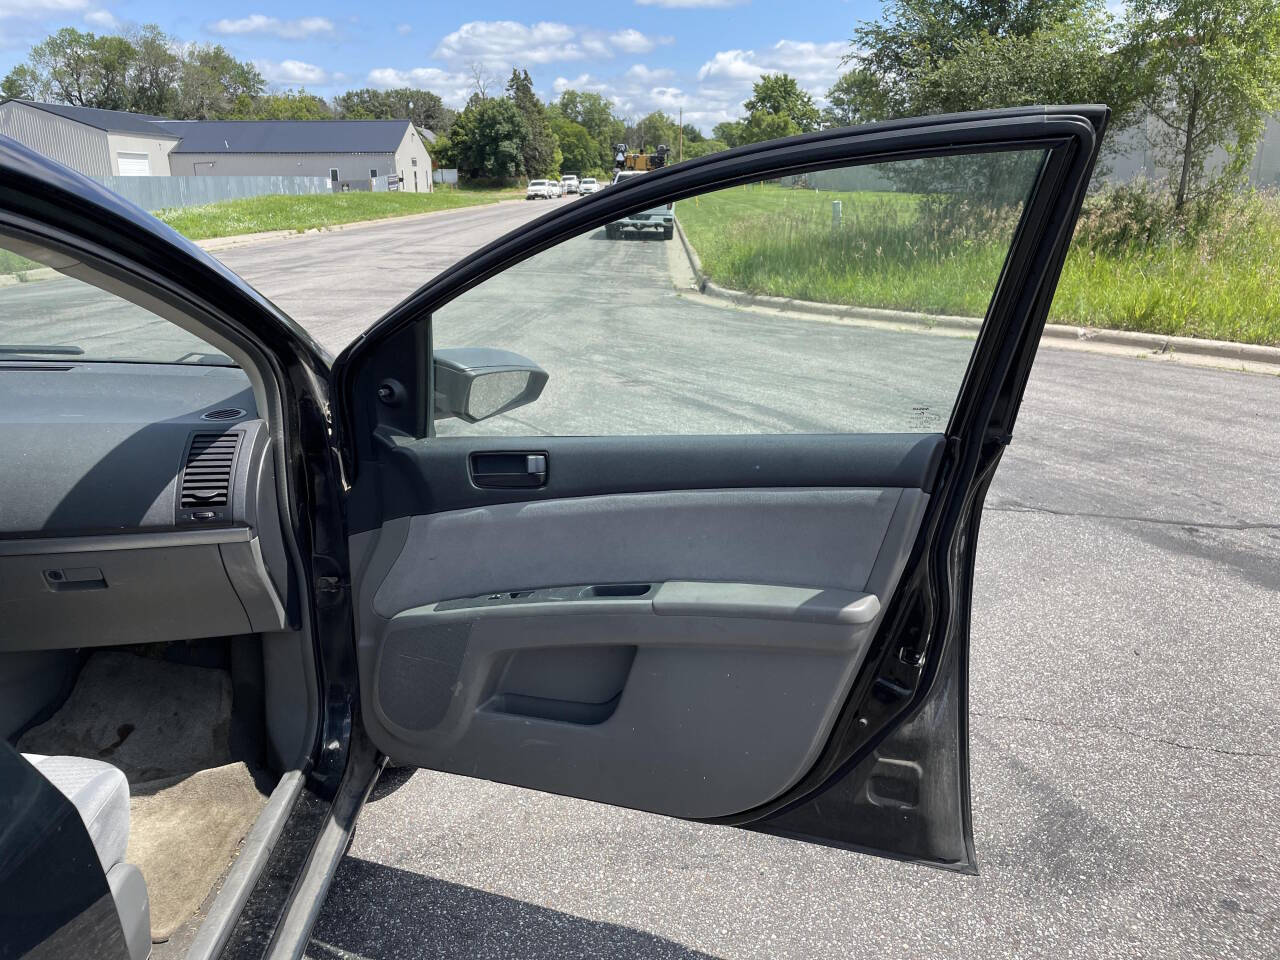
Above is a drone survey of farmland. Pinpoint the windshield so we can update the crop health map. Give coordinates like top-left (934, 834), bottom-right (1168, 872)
top-left (0, 241), bottom-right (236, 366)
top-left (529, 181), bottom-right (547, 186)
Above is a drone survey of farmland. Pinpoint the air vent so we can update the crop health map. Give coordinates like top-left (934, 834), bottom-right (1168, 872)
top-left (181, 433), bottom-right (241, 508)
top-left (202, 407), bottom-right (246, 421)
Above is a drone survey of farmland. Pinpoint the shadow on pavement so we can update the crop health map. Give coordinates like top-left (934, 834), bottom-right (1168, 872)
top-left (307, 857), bottom-right (723, 960)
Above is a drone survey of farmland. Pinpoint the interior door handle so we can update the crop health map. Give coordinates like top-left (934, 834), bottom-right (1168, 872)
top-left (470, 451), bottom-right (548, 488)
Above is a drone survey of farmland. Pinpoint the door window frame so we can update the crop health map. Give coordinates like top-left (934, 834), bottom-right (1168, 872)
top-left (335, 112), bottom-right (1101, 457)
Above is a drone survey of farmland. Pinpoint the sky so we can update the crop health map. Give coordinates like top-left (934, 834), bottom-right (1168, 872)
top-left (0, 0), bottom-right (881, 132)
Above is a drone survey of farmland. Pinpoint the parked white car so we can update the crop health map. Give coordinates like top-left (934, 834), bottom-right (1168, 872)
top-left (561, 175), bottom-right (580, 195)
top-left (548, 180), bottom-right (563, 197)
top-left (579, 177), bottom-right (600, 195)
top-left (526, 179), bottom-right (552, 200)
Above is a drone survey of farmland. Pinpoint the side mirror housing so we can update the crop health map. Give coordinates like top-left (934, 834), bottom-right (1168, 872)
top-left (433, 348), bottom-right (548, 423)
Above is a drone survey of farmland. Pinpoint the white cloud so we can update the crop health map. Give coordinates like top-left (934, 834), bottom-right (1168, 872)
top-left (610, 28), bottom-right (658, 54)
top-left (395, 23), bottom-right (412, 35)
top-left (207, 14), bottom-right (335, 39)
top-left (593, 38), bottom-right (845, 134)
top-left (0, 0), bottom-right (87, 19)
top-left (625, 63), bottom-right (674, 84)
top-left (635, 0), bottom-right (746, 7)
top-left (367, 66), bottom-right (476, 106)
top-left (432, 20), bottom-right (669, 69)
top-left (697, 39), bottom-right (845, 92)
top-left (84, 8), bottom-right (119, 28)
top-left (552, 73), bottom-right (608, 95)
top-left (435, 20), bottom-right (581, 66)
top-left (257, 59), bottom-right (331, 86)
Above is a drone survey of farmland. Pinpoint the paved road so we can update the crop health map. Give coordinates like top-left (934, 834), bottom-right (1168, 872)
top-left (215, 197), bottom-right (565, 351)
top-left (206, 202), bottom-right (1279, 960)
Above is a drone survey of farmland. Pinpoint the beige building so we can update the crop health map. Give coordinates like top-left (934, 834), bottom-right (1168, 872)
top-left (0, 100), bottom-right (180, 177)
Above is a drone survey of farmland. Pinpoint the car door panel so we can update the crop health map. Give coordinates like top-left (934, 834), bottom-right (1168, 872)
top-left (350, 435), bottom-right (931, 819)
top-left (336, 107), bottom-right (1107, 870)
top-left (351, 434), bottom-right (935, 819)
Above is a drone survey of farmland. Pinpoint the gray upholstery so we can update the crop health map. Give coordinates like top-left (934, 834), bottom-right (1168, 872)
top-left (24, 753), bottom-right (130, 871)
top-left (25, 752), bottom-right (151, 960)
top-left (107, 862), bottom-right (152, 960)
top-left (372, 487), bottom-right (904, 617)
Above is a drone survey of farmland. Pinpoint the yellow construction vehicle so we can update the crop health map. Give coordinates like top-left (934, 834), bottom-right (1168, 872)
top-left (613, 143), bottom-right (670, 172)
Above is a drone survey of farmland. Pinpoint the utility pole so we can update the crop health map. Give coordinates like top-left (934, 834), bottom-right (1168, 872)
top-left (678, 108), bottom-right (683, 163)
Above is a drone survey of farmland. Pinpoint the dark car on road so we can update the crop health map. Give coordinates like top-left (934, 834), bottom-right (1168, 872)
top-left (0, 105), bottom-right (1107, 960)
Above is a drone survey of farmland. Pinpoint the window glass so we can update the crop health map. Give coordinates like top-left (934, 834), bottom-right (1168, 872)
top-left (0, 239), bottom-right (234, 366)
top-left (433, 149), bottom-right (1045, 436)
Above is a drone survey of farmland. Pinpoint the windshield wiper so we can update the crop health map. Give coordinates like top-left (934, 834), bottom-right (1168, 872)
top-left (0, 344), bottom-right (85, 355)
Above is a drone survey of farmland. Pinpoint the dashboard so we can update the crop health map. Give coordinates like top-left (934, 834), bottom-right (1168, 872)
top-left (0, 361), bottom-right (294, 650)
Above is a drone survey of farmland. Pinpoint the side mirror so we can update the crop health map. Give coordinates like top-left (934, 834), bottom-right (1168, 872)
top-left (433, 348), bottom-right (548, 423)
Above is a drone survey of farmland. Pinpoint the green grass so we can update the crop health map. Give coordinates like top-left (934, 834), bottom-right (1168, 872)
top-left (678, 183), bottom-right (1280, 346)
top-left (154, 186), bottom-right (525, 241)
top-left (0, 248), bottom-right (39, 277)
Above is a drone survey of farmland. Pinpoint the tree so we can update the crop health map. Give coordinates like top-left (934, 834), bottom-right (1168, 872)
top-left (3, 25), bottom-right (261, 119)
top-left (822, 68), bottom-right (891, 127)
top-left (852, 0), bottom-right (1109, 116)
top-left (1, 65), bottom-right (40, 101)
top-left (469, 62), bottom-right (495, 100)
top-left (127, 24), bottom-right (182, 116)
top-left (506, 69), bottom-right (558, 178)
top-left (176, 44), bottom-right (264, 119)
top-left (628, 111), bottom-right (678, 152)
top-left (909, 6), bottom-right (1133, 116)
top-left (713, 120), bottom-right (747, 147)
top-left (684, 139), bottom-right (729, 159)
top-left (332, 87), bottom-right (455, 135)
top-left (1124, 0), bottom-right (1280, 209)
top-left (743, 73), bottom-right (821, 132)
top-left (557, 90), bottom-right (624, 146)
top-left (233, 89), bottom-right (332, 120)
top-left (549, 113), bottom-right (608, 174)
top-left (15, 28), bottom-right (109, 107)
top-left (448, 95), bottom-right (529, 179)
top-left (680, 123), bottom-right (705, 144)
top-left (740, 110), bottom-right (803, 144)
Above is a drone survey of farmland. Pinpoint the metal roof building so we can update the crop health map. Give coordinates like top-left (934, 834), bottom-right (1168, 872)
top-left (0, 100), bottom-right (434, 192)
top-left (0, 100), bottom-right (181, 177)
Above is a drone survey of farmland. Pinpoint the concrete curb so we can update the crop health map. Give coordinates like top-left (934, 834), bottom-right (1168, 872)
top-left (673, 218), bottom-right (1280, 367)
top-left (195, 196), bottom-right (531, 252)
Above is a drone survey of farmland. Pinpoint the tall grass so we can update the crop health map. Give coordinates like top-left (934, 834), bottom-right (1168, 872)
top-left (679, 182), bottom-right (1280, 345)
top-left (681, 186), bottom-right (1018, 318)
top-left (1056, 187), bottom-right (1280, 344)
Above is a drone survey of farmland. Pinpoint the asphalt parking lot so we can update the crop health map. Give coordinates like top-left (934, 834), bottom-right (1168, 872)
top-left (217, 198), bottom-right (1279, 959)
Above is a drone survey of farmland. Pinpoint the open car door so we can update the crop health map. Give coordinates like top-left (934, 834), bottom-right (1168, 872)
top-left (332, 106), bottom-right (1107, 872)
